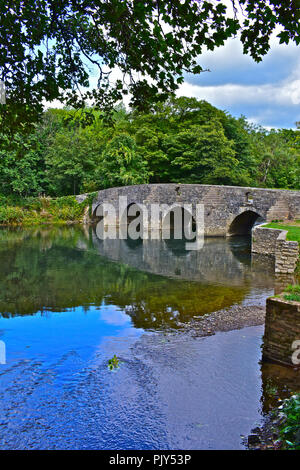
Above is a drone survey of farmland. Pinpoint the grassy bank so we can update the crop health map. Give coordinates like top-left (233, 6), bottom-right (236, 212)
top-left (283, 284), bottom-right (300, 302)
top-left (0, 194), bottom-right (96, 226)
top-left (265, 221), bottom-right (300, 243)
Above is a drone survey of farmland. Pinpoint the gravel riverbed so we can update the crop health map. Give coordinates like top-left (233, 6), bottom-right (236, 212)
top-left (181, 304), bottom-right (266, 337)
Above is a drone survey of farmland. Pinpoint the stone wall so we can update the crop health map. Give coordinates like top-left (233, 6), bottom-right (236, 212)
top-left (252, 225), bottom-right (282, 256)
top-left (83, 183), bottom-right (300, 237)
top-left (263, 297), bottom-right (300, 366)
top-left (275, 231), bottom-right (299, 274)
top-left (252, 224), bottom-right (299, 274)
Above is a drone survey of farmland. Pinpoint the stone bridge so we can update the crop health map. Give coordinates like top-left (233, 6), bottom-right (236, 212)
top-left (82, 184), bottom-right (300, 237)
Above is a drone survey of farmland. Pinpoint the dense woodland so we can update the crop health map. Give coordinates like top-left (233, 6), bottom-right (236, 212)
top-left (0, 96), bottom-right (299, 199)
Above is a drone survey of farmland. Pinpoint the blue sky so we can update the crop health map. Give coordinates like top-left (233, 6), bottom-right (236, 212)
top-left (177, 37), bottom-right (300, 130)
top-left (51, 24), bottom-right (300, 131)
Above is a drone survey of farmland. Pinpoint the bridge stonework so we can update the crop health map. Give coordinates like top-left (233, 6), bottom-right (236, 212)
top-left (87, 184), bottom-right (300, 236)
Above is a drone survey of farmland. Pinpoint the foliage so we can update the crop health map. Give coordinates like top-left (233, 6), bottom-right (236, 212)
top-left (100, 134), bottom-right (151, 188)
top-left (283, 285), bottom-right (300, 302)
top-left (279, 395), bottom-right (300, 450)
top-left (0, 195), bottom-right (88, 225)
top-left (0, 131), bottom-right (47, 196)
top-left (0, 97), bottom-right (299, 199)
top-left (285, 284), bottom-right (300, 294)
top-left (44, 127), bottom-right (103, 196)
top-left (0, 206), bottom-right (24, 224)
top-left (284, 293), bottom-right (300, 302)
top-left (108, 355), bottom-right (121, 371)
top-left (246, 126), bottom-right (300, 189)
top-left (170, 122), bottom-right (238, 185)
top-left (1, 1), bottom-right (300, 132)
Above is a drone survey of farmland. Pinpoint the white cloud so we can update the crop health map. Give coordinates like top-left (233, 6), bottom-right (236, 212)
top-left (179, 33), bottom-right (300, 128)
top-left (178, 77), bottom-right (300, 108)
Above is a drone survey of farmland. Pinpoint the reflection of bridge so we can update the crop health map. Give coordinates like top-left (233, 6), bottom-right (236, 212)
top-left (82, 184), bottom-right (300, 237)
top-left (90, 228), bottom-right (275, 288)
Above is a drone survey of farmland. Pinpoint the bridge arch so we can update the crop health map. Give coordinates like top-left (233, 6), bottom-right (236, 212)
top-left (86, 183), bottom-right (299, 236)
top-left (162, 205), bottom-right (196, 234)
top-left (126, 202), bottom-right (144, 225)
top-left (228, 210), bottom-right (264, 236)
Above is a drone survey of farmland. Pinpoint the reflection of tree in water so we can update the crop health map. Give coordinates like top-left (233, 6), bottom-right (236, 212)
top-left (104, 269), bottom-right (248, 329)
top-left (0, 227), bottom-right (249, 329)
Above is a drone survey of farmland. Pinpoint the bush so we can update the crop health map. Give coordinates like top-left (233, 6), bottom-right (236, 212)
top-left (55, 205), bottom-right (84, 221)
top-left (0, 207), bottom-right (24, 224)
top-left (279, 395), bottom-right (300, 450)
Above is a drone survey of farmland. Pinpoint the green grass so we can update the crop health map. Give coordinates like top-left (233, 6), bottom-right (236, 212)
top-left (283, 285), bottom-right (300, 302)
top-left (284, 293), bottom-right (300, 302)
top-left (285, 285), bottom-right (300, 294)
top-left (265, 223), bottom-right (300, 243)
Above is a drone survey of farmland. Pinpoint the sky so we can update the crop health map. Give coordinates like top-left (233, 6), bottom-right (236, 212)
top-left (177, 36), bottom-right (300, 130)
top-left (47, 6), bottom-right (300, 132)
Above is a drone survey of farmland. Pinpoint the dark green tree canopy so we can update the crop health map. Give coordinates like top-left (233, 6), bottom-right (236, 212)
top-left (0, 96), bottom-right (299, 197)
top-left (1, 0), bottom-right (300, 131)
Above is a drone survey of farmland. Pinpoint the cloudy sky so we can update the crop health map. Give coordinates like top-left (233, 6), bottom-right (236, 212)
top-left (178, 36), bottom-right (300, 130)
top-left (51, 5), bottom-right (300, 132)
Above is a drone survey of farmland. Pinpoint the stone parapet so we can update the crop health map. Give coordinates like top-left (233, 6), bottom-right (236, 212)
top-left (275, 232), bottom-right (299, 274)
top-left (252, 225), bottom-right (299, 274)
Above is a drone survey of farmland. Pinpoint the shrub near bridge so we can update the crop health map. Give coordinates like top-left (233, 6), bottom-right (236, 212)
top-left (0, 206), bottom-right (24, 224)
top-left (0, 195), bottom-right (89, 225)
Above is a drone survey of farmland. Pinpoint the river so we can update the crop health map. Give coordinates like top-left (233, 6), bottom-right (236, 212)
top-left (0, 226), bottom-right (298, 450)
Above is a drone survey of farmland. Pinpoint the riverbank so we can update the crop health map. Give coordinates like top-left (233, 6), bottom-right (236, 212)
top-left (0, 194), bottom-right (96, 226)
top-left (185, 297), bottom-right (300, 451)
top-left (265, 221), bottom-right (300, 243)
top-left (181, 303), bottom-right (300, 451)
top-left (246, 393), bottom-right (300, 450)
top-left (181, 304), bottom-right (266, 336)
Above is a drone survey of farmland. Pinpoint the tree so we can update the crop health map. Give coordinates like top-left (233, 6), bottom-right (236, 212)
top-left (247, 125), bottom-right (300, 189)
top-left (45, 128), bottom-right (104, 196)
top-left (1, 1), bottom-right (300, 131)
top-left (126, 96), bottom-right (253, 185)
top-left (100, 134), bottom-right (150, 188)
top-left (168, 121), bottom-right (240, 185)
top-left (0, 131), bottom-right (47, 196)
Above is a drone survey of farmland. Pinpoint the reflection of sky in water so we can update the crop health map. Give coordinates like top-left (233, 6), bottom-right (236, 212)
top-left (99, 305), bottom-right (132, 326)
top-left (0, 305), bottom-right (145, 367)
top-left (0, 312), bottom-right (265, 449)
top-left (0, 226), bottom-right (294, 450)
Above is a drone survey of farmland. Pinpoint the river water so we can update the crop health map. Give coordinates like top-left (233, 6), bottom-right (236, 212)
top-left (0, 226), bottom-right (298, 450)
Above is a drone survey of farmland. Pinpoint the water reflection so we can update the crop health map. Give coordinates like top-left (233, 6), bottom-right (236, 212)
top-left (0, 225), bottom-right (298, 449)
top-left (261, 361), bottom-right (300, 413)
top-left (0, 226), bottom-right (276, 329)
